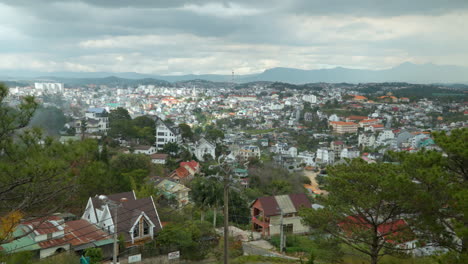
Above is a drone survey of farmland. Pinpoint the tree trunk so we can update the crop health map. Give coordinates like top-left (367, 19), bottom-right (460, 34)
top-left (201, 210), bottom-right (205, 221)
top-left (213, 206), bottom-right (217, 227)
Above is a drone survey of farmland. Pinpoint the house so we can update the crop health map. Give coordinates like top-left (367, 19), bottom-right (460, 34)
top-left (330, 141), bottom-right (345, 158)
top-left (315, 148), bottom-right (335, 165)
top-left (152, 178), bottom-right (190, 208)
top-left (329, 121), bottom-right (358, 134)
top-left (169, 160), bottom-right (200, 183)
top-left (358, 133), bottom-right (376, 148)
top-left (0, 216), bottom-right (113, 259)
top-left (251, 193), bottom-right (312, 237)
top-left (75, 108), bottom-right (109, 135)
top-left (340, 147), bottom-right (360, 159)
top-left (133, 145), bottom-right (157, 155)
top-left (150, 153), bottom-right (168, 164)
top-left (81, 191), bottom-right (162, 247)
top-left (192, 138), bottom-right (216, 161)
top-left (155, 116), bottom-right (182, 151)
top-left (236, 145), bottom-right (261, 160)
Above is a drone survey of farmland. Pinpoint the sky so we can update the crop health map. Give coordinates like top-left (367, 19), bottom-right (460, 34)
top-left (0, 0), bottom-right (467, 75)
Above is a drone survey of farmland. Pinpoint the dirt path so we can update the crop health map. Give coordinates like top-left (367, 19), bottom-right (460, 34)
top-left (302, 170), bottom-right (327, 195)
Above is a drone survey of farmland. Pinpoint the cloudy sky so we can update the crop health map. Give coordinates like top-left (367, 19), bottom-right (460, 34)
top-left (0, 0), bottom-right (467, 75)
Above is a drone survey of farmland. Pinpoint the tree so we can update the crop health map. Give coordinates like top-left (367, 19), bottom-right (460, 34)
top-left (108, 108), bottom-right (134, 139)
top-left (206, 128), bottom-right (224, 141)
top-left (162, 142), bottom-right (180, 157)
top-left (392, 128), bottom-right (468, 259)
top-left (109, 153), bottom-right (151, 192)
top-left (156, 221), bottom-right (217, 260)
top-left (108, 107), bottom-right (131, 122)
top-left (300, 159), bottom-right (416, 264)
top-left (133, 116), bottom-right (156, 145)
top-left (179, 123), bottom-right (194, 142)
top-left (132, 115), bottom-right (155, 129)
top-left (0, 83), bottom-right (95, 242)
top-left (190, 177), bottom-right (223, 225)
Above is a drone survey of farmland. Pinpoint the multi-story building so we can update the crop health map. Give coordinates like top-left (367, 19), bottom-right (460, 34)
top-left (155, 116), bottom-right (182, 151)
top-left (316, 148), bottom-right (335, 164)
top-left (251, 193), bottom-right (312, 237)
top-left (359, 118), bottom-right (381, 128)
top-left (329, 121), bottom-right (358, 134)
top-left (75, 108), bottom-right (109, 135)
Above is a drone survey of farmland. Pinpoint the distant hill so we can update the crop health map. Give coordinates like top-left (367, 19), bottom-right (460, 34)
top-left (1, 62), bottom-right (468, 84)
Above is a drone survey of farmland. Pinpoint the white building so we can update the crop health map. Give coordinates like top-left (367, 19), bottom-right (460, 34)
top-left (376, 130), bottom-right (395, 146)
top-left (155, 116), bottom-right (182, 151)
top-left (302, 94), bottom-right (317, 104)
top-left (298, 151), bottom-right (316, 166)
top-left (358, 133), bottom-right (376, 148)
top-left (316, 148), bottom-right (335, 164)
top-left (76, 108), bottom-right (109, 135)
top-left (192, 138), bottom-right (216, 161)
top-left (34, 82), bottom-right (64, 93)
top-left (340, 148), bottom-right (360, 159)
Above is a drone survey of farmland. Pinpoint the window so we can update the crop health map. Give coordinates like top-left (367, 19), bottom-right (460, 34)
top-left (143, 219), bottom-right (150, 236)
top-left (283, 224), bottom-right (293, 234)
top-left (157, 132), bottom-right (165, 136)
top-left (133, 224), bottom-right (139, 238)
top-left (47, 233), bottom-right (53, 240)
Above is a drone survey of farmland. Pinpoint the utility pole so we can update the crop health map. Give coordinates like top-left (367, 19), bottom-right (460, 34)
top-left (99, 195), bottom-right (127, 264)
top-left (113, 204), bottom-right (118, 264)
top-left (223, 171), bottom-right (229, 264)
top-left (279, 208), bottom-right (284, 254)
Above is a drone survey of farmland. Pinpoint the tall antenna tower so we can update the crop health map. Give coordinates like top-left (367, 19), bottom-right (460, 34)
top-left (231, 70), bottom-right (234, 84)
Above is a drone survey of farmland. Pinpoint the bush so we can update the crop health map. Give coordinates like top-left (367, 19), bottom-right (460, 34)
top-left (84, 248), bottom-right (102, 264)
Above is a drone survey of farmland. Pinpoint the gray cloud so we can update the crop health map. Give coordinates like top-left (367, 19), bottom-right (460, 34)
top-left (0, 0), bottom-right (467, 74)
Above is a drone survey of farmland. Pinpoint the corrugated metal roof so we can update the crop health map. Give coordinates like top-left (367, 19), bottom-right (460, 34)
top-left (274, 195), bottom-right (296, 214)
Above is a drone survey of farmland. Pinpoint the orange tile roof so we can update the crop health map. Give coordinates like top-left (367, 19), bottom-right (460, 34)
top-left (330, 121), bottom-right (357, 126)
top-left (359, 119), bottom-right (379, 123)
top-left (353, 95), bottom-right (367, 100)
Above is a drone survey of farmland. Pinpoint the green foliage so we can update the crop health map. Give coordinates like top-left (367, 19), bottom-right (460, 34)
top-left (247, 162), bottom-right (306, 197)
top-left (84, 248), bottom-right (102, 264)
top-left (109, 107), bottom-right (131, 122)
top-left (178, 123), bottom-right (194, 141)
top-left (190, 177), bottom-right (223, 220)
top-left (156, 220), bottom-right (217, 260)
top-left (391, 128), bottom-right (468, 256)
top-left (300, 159), bottom-right (416, 264)
top-left (206, 128), bottom-right (224, 141)
top-left (109, 153), bottom-right (151, 192)
top-left (161, 142), bottom-right (180, 157)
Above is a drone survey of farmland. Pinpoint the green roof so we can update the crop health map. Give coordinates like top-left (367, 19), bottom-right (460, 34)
top-left (1, 227), bottom-right (40, 253)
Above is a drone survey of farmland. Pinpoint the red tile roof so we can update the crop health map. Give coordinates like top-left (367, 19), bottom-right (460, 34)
top-left (180, 161), bottom-right (199, 171)
top-left (174, 167), bottom-right (190, 178)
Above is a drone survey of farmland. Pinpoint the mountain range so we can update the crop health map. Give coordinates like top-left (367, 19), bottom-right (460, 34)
top-left (1, 62), bottom-right (468, 84)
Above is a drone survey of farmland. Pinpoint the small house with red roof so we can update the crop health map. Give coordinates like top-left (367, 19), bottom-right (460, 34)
top-left (169, 160), bottom-right (200, 184)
